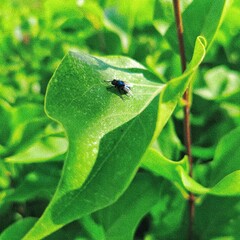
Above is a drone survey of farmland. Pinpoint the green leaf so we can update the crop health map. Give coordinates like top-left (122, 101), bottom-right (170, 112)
top-left (0, 102), bottom-right (50, 159)
top-left (0, 101), bottom-right (52, 160)
top-left (156, 118), bottom-right (182, 160)
top-left (79, 216), bottom-right (105, 240)
top-left (23, 36), bottom-right (206, 239)
top-left (44, 0), bottom-right (79, 20)
top-left (191, 146), bottom-right (215, 160)
top-left (0, 100), bottom-right (12, 148)
top-left (165, 0), bottom-right (231, 60)
top-left (94, 173), bottom-right (160, 240)
top-left (60, 17), bottom-right (94, 35)
top-left (0, 218), bottom-right (37, 240)
top-left (104, 0), bottom-right (155, 52)
top-left (0, 83), bottom-right (17, 103)
top-left (195, 66), bottom-right (240, 102)
top-left (177, 167), bottom-right (209, 195)
top-left (140, 148), bottom-right (208, 195)
top-left (142, 147), bottom-right (240, 196)
top-left (179, 167), bottom-right (240, 196)
top-left (209, 171), bottom-right (240, 196)
top-left (153, 36), bottom-right (206, 138)
top-left (150, 180), bottom-right (188, 239)
top-left (141, 148), bottom-right (189, 184)
top-left (0, 161), bottom-right (11, 189)
top-left (153, 0), bottom-right (191, 35)
top-left (24, 97), bottom-right (161, 240)
top-left (3, 171), bottom-right (59, 203)
top-left (5, 136), bottom-right (67, 163)
top-left (195, 195), bottom-right (240, 239)
top-left (210, 127), bottom-right (240, 185)
top-left (45, 52), bottom-right (163, 188)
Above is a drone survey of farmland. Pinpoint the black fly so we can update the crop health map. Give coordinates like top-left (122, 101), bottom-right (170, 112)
top-left (106, 79), bottom-right (133, 96)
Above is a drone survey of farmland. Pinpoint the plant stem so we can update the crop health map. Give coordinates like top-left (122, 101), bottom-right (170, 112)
top-left (172, 1), bottom-right (194, 239)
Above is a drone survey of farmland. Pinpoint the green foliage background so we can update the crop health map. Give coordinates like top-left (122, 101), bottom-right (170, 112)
top-left (0, 0), bottom-right (239, 239)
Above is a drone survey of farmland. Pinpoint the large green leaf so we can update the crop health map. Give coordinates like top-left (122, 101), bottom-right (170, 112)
top-left (23, 36), bottom-right (206, 239)
top-left (165, 0), bottom-right (231, 61)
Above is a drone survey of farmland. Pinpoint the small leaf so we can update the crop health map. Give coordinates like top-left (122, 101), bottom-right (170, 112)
top-left (155, 36), bottom-right (206, 137)
top-left (79, 216), bottom-right (105, 240)
top-left (209, 171), bottom-right (240, 196)
top-left (165, 0), bottom-right (231, 60)
top-left (60, 17), bottom-right (93, 34)
top-left (0, 100), bottom-right (12, 148)
top-left (5, 136), bottom-right (68, 163)
top-left (104, 0), bottom-right (155, 52)
top-left (1, 103), bottom-right (50, 158)
top-left (150, 180), bottom-right (188, 239)
top-left (177, 167), bottom-right (209, 194)
top-left (195, 66), bottom-right (240, 102)
top-left (141, 148), bottom-right (208, 195)
top-left (153, 0), bottom-right (191, 35)
top-left (210, 127), bottom-right (240, 185)
top-left (156, 118), bottom-right (182, 160)
top-left (141, 148), bottom-right (189, 184)
top-left (195, 195), bottom-right (240, 239)
top-left (142, 148), bottom-right (240, 196)
top-left (3, 171), bottom-right (59, 203)
top-left (0, 218), bottom-right (37, 240)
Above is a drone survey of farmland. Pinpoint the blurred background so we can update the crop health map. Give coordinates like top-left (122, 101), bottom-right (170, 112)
top-left (0, 0), bottom-right (239, 238)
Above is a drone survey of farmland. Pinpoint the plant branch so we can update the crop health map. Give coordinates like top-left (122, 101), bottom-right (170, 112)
top-left (172, 1), bottom-right (194, 239)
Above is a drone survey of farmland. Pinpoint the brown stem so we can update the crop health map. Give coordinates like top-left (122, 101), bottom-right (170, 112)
top-left (172, 1), bottom-right (194, 239)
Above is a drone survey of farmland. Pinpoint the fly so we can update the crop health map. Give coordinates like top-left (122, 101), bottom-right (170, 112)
top-left (106, 79), bottom-right (133, 96)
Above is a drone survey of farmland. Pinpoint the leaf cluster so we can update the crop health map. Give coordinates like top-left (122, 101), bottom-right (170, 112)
top-left (0, 1), bottom-right (239, 239)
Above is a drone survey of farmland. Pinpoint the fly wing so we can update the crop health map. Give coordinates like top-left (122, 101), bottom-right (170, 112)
top-left (125, 82), bottom-right (133, 88)
top-left (123, 86), bottom-right (133, 96)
